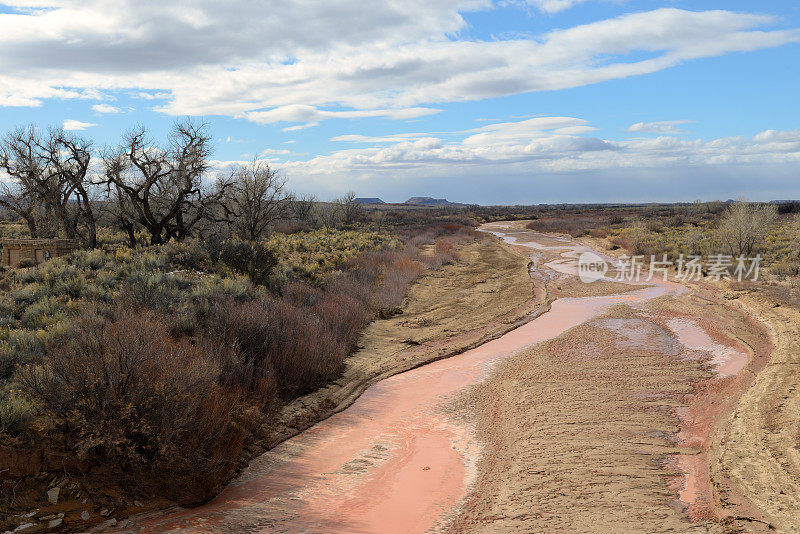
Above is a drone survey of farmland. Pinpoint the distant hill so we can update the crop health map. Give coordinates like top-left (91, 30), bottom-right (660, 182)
top-left (404, 196), bottom-right (463, 206)
top-left (353, 197), bottom-right (385, 204)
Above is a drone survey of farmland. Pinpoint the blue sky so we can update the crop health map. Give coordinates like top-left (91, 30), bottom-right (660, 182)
top-left (0, 0), bottom-right (799, 203)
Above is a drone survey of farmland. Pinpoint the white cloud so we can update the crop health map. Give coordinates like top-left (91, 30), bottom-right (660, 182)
top-left (260, 148), bottom-right (292, 156)
top-left (282, 122), bottom-right (319, 132)
top-left (627, 120), bottom-right (694, 134)
top-left (266, 117), bottom-right (800, 194)
top-left (520, 0), bottom-right (591, 14)
top-left (130, 91), bottom-right (171, 100)
top-left (62, 119), bottom-right (97, 130)
top-left (91, 103), bottom-right (120, 113)
top-left (0, 5), bottom-right (795, 126)
top-left (331, 133), bottom-right (426, 143)
top-left (245, 105), bottom-right (440, 125)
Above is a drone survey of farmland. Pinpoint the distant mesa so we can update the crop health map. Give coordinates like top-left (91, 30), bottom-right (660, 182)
top-left (404, 196), bottom-right (463, 206)
top-left (353, 197), bottom-right (386, 204)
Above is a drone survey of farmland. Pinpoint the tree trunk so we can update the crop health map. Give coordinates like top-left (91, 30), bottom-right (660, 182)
top-left (24, 215), bottom-right (38, 239)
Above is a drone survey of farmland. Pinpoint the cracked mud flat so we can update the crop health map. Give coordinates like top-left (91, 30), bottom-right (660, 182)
top-left (128, 223), bottom-right (769, 533)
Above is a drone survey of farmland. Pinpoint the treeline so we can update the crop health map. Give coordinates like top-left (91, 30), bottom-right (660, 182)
top-left (0, 121), bottom-right (362, 248)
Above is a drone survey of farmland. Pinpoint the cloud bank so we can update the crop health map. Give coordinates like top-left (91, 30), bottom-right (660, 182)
top-left (261, 116), bottom-right (800, 198)
top-left (0, 3), bottom-right (797, 128)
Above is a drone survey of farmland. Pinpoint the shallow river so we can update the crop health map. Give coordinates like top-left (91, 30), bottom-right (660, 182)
top-left (132, 224), bottom-right (745, 533)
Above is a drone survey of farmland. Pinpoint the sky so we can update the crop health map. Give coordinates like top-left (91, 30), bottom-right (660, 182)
top-left (0, 1), bottom-right (799, 204)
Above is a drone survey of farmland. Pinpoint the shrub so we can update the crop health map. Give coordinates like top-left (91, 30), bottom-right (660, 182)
top-left (370, 252), bottom-right (423, 316)
top-left (16, 311), bottom-right (252, 495)
top-left (718, 201), bottom-right (778, 257)
top-left (20, 297), bottom-right (64, 329)
top-left (0, 389), bottom-right (31, 436)
top-left (770, 258), bottom-right (799, 278)
top-left (199, 296), bottom-right (357, 398)
top-left (11, 283), bottom-right (47, 306)
top-left (216, 240), bottom-right (278, 288)
top-left (433, 239), bottom-right (459, 265)
top-left (0, 329), bottom-right (45, 381)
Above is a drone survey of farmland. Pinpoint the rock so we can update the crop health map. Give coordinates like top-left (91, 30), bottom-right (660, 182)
top-left (46, 487), bottom-right (59, 505)
top-left (80, 511), bottom-right (90, 521)
top-left (99, 509), bottom-right (109, 517)
top-left (106, 519), bottom-right (117, 527)
top-left (47, 518), bottom-right (62, 529)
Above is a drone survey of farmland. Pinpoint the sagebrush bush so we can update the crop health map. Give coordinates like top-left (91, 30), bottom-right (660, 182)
top-left (0, 329), bottom-right (46, 377)
top-left (0, 388), bottom-right (31, 436)
top-left (216, 240), bottom-right (278, 288)
top-left (770, 258), bottom-right (799, 277)
top-left (20, 297), bottom-right (64, 329)
top-left (16, 310), bottom-right (253, 494)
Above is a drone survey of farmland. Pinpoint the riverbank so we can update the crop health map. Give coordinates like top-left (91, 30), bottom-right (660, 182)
top-left (450, 222), bottom-right (779, 533)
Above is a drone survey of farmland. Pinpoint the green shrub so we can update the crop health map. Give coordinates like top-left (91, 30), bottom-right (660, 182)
top-left (0, 389), bottom-right (32, 436)
top-left (216, 240), bottom-right (278, 288)
top-left (0, 329), bottom-right (45, 380)
top-left (12, 283), bottom-right (47, 306)
top-left (770, 258), bottom-right (799, 278)
top-left (20, 297), bottom-right (64, 329)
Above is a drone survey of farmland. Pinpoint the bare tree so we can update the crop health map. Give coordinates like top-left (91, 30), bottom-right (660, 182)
top-left (290, 193), bottom-right (317, 226)
top-left (335, 191), bottom-right (362, 228)
top-left (0, 126), bottom-right (98, 246)
top-left (0, 178), bottom-right (42, 238)
top-left (219, 160), bottom-right (291, 241)
top-left (44, 129), bottom-right (98, 248)
top-left (0, 126), bottom-right (49, 238)
top-left (106, 186), bottom-right (141, 247)
top-left (718, 200), bottom-right (778, 257)
top-left (102, 121), bottom-right (213, 244)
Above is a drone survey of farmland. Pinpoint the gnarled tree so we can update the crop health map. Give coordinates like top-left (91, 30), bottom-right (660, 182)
top-left (45, 129), bottom-right (98, 248)
top-left (103, 121), bottom-right (214, 245)
top-left (0, 126), bottom-right (97, 247)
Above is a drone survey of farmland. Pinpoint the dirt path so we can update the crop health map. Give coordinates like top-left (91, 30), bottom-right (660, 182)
top-left (115, 224), bottom-right (788, 533)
